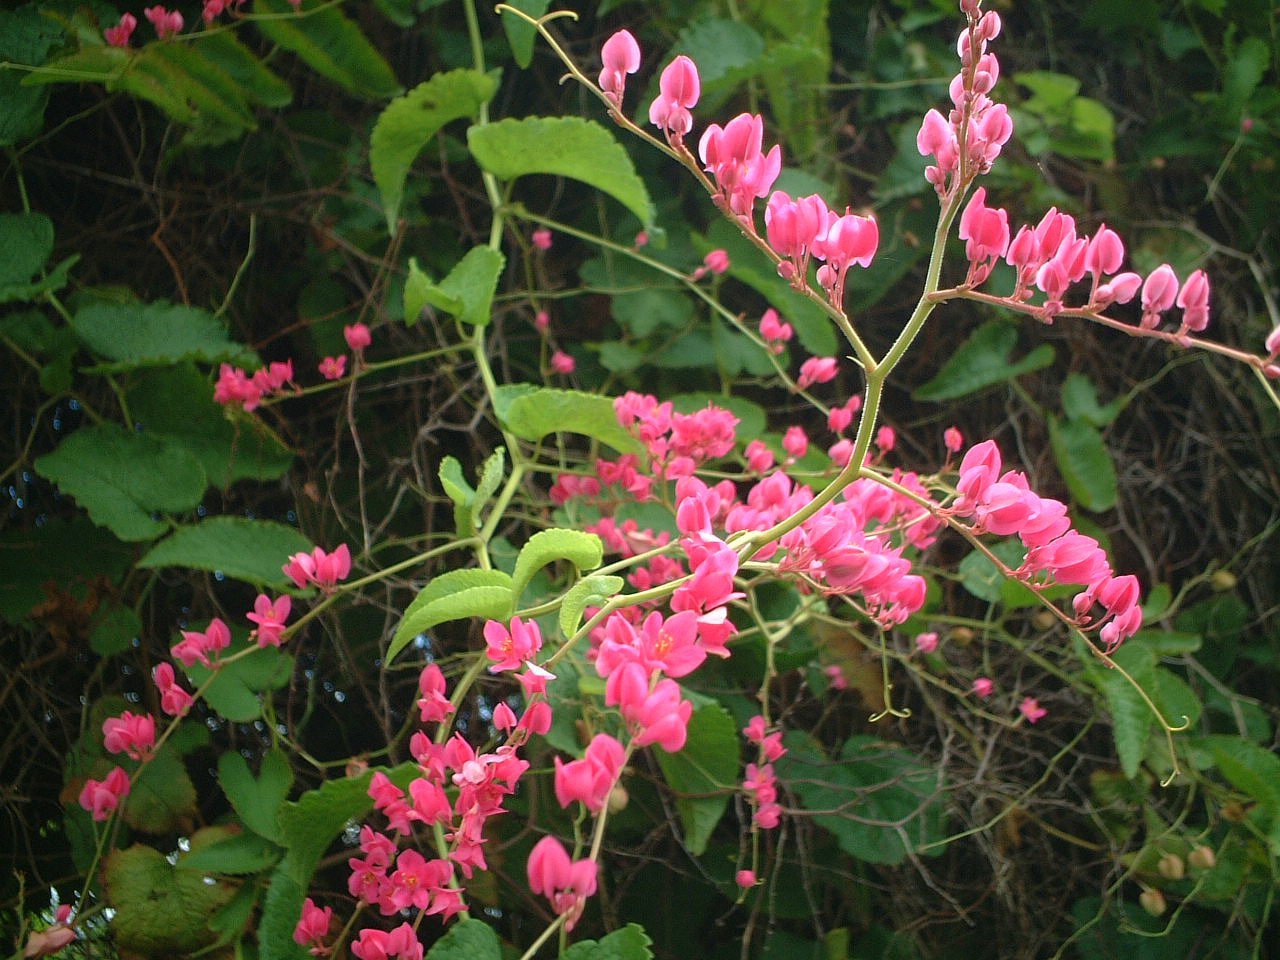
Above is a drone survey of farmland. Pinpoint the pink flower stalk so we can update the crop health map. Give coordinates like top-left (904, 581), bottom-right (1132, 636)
top-left (483, 616), bottom-right (543, 672)
top-left (1018, 696), bottom-right (1048, 724)
top-left (417, 663), bottom-right (454, 723)
top-left (973, 676), bottom-right (995, 699)
top-left (102, 711), bottom-right (156, 760)
top-left (1176, 269), bottom-right (1210, 333)
top-left (318, 355), bottom-right (347, 380)
top-left (247, 594), bottom-right (291, 647)
top-left (283, 544), bottom-right (351, 591)
top-left (813, 212), bottom-right (879, 309)
top-left (650, 55), bottom-right (700, 139)
top-left (550, 350), bottom-right (576, 375)
top-left (79, 766), bottom-right (130, 821)
top-left (292, 898), bottom-right (333, 954)
top-left (527, 836), bottom-right (598, 930)
top-left (532, 228), bottom-right (553, 250)
top-left (554, 733), bottom-right (625, 812)
top-left (153, 662), bottom-right (194, 716)
top-left (144, 6), bottom-right (183, 39)
top-left (104, 12), bottom-right (137, 47)
top-left (599, 30), bottom-right (641, 106)
top-left (350, 923), bottom-right (423, 960)
top-left (796, 356), bottom-right (838, 390)
top-left (171, 617), bottom-right (232, 668)
top-left (698, 113), bottom-right (783, 217)
top-left (344, 323), bottom-right (372, 352)
top-left (1140, 264), bottom-right (1179, 329)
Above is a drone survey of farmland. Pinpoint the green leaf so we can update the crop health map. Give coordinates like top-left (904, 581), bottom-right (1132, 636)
top-left (914, 321), bottom-right (1055, 401)
top-left (560, 575), bottom-right (625, 637)
top-left (138, 517), bottom-right (313, 588)
top-left (672, 18), bottom-right (765, 93)
top-left (254, 0), bottom-right (400, 100)
top-left (0, 6), bottom-right (61, 146)
top-left (1087, 643), bottom-right (1157, 779)
top-left (70, 300), bottom-right (256, 371)
top-left (499, 0), bottom-right (552, 68)
top-left (494, 385), bottom-right (643, 455)
top-left (512, 528), bottom-right (604, 601)
top-left (406, 247), bottom-right (505, 326)
top-left (426, 918), bottom-right (503, 960)
top-left (196, 31), bottom-right (293, 109)
top-left (128, 364), bottom-right (295, 485)
top-left (371, 69), bottom-right (499, 232)
top-left (1016, 71), bottom-right (1081, 110)
top-left (176, 830), bottom-right (282, 875)
top-left (654, 701), bottom-right (739, 856)
top-left (90, 605), bottom-right (142, 657)
top-left (218, 749), bottom-right (294, 843)
top-left (123, 745), bottom-right (200, 834)
top-left (562, 924), bottom-right (654, 960)
top-left (1223, 36), bottom-right (1269, 113)
top-left (779, 733), bottom-right (948, 864)
top-left (1201, 735), bottom-right (1280, 816)
top-left (468, 117), bottom-right (654, 228)
top-left (611, 287), bottom-right (693, 337)
top-left (35, 423), bottom-right (206, 541)
top-left (1061, 373), bottom-right (1122, 427)
top-left (0, 516), bottom-right (133, 623)
top-left (185, 647), bottom-right (294, 723)
top-left (474, 447), bottom-right (506, 530)
top-left (1049, 416), bottom-right (1117, 512)
top-left (0, 211), bottom-right (53, 300)
top-left (440, 456), bottom-right (479, 536)
top-left (389, 569), bottom-right (515, 662)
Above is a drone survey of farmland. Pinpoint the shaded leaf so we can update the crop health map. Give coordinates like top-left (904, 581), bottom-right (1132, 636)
top-left (254, 0), bottom-right (399, 100)
top-left (185, 647), bottom-right (294, 723)
top-left (0, 516), bottom-right (133, 623)
top-left (389, 569), bottom-right (515, 662)
top-left (913, 321), bottom-right (1055, 401)
top-left (371, 69), bottom-right (498, 232)
top-left (0, 6), bottom-right (61, 145)
top-left (71, 300), bottom-right (256, 370)
top-left (469, 117), bottom-right (654, 228)
top-left (498, 0), bottom-right (551, 68)
top-left (426, 918), bottom-right (503, 960)
top-left (123, 745), bottom-right (199, 834)
top-left (219, 749), bottom-right (294, 843)
top-left (1087, 643), bottom-right (1157, 779)
top-left (1050, 416), bottom-right (1117, 512)
top-left (406, 247), bottom-right (505, 326)
top-left (512, 528), bottom-right (603, 601)
top-left (655, 701), bottom-right (738, 856)
top-left (562, 924), bottom-right (654, 960)
top-left (0, 212), bottom-right (53, 299)
top-left (139, 517), bottom-right (313, 588)
top-left (176, 830), bottom-right (282, 875)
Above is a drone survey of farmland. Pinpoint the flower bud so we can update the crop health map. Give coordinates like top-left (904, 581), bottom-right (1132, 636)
top-left (1210, 570), bottom-right (1237, 592)
top-left (1139, 888), bottom-right (1167, 917)
top-left (1157, 853), bottom-right (1185, 880)
top-left (607, 784), bottom-right (630, 814)
top-left (1032, 610), bottom-right (1056, 631)
top-left (1188, 845), bottom-right (1217, 870)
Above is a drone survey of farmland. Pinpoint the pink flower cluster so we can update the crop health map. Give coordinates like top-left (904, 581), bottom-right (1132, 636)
top-left (765, 193), bottom-right (879, 309)
top-left (214, 360), bottom-right (294, 412)
top-left (555, 734), bottom-right (625, 812)
top-left (960, 190), bottom-right (1212, 330)
top-left (916, 4), bottom-right (1011, 194)
top-left (102, 711), bottom-right (155, 761)
top-left (527, 836), bottom-right (598, 931)
top-left (953, 440), bottom-right (1142, 651)
top-left (154, 662), bottom-right (194, 716)
top-left (104, 13), bottom-right (136, 47)
top-left (79, 766), bottom-right (130, 821)
top-left (741, 714), bottom-right (787, 829)
top-left (144, 5), bottom-right (183, 40)
top-left (171, 616), bottom-right (231, 668)
top-left (283, 544), bottom-right (352, 592)
top-left (614, 393), bottom-right (739, 479)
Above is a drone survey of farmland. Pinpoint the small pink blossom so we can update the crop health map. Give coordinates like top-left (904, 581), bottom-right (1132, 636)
top-left (527, 836), bottom-right (598, 930)
top-left (915, 632), bottom-right (939, 654)
top-left (143, 5), bottom-right (183, 39)
top-left (153, 662), bottom-right (194, 716)
top-left (79, 766), bottom-right (130, 821)
top-left (649, 55), bottom-right (700, 139)
top-left (782, 425), bottom-right (808, 459)
top-left (875, 425), bottom-right (896, 453)
top-left (417, 664), bottom-right (454, 723)
top-left (344, 323), bottom-right (372, 352)
top-left (702, 248), bottom-right (730, 275)
top-left (759, 308), bottom-right (793, 350)
top-left (103, 711), bottom-right (156, 760)
top-left (247, 594), bottom-right (291, 647)
top-left (292, 898), bottom-right (333, 953)
top-left (483, 617), bottom-right (543, 673)
top-left (104, 12), bottom-right (137, 47)
top-left (532, 228), bottom-right (553, 250)
top-left (796, 356), bottom-right (838, 390)
top-left (1140, 264), bottom-right (1179, 328)
top-left (283, 544), bottom-right (351, 591)
top-left (943, 426), bottom-right (964, 453)
top-left (736, 870), bottom-right (757, 888)
top-left (973, 676), bottom-right (995, 699)
top-left (599, 30), bottom-right (641, 106)
top-left (171, 617), bottom-right (232, 668)
top-left (318, 355), bottom-right (347, 380)
top-left (533, 310), bottom-right (550, 333)
top-left (550, 350), bottom-right (576, 375)
top-left (1018, 696), bottom-right (1047, 724)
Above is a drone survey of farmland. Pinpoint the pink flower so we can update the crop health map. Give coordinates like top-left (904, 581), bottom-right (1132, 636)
top-left (483, 617), bottom-right (543, 673)
top-left (344, 323), bottom-right (372, 352)
top-left (104, 12), bottom-right (137, 47)
top-left (649, 55), bottom-right (700, 138)
top-left (814, 213), bottom-right (879, 309)
top-left (1018, 696), bottom-right (1047, 724)
top-left (943, 426), bottom-right (964, 453)
top-left (527, 836), bottom-right (598, 931)
top-left (171, 617), bottom-right (232, 668)
top-left (283, 544), bottom-right (351, 591)
top-left (744, 439), bottom-right (775, 473)
top-left (698, 113), bottom-right (783, 217)
top-left (247, 594), bottom-right (291, 647)
top-left (350, 923), bottom-right (423, 960)
top-left (702, 249), bottom-right (730, 275)
top-left (318, 355), bottom-right (347, 380)
top-left (416, 664), bottom-right (454, 723)
top-left (531, 228), bottom-right (553, 251)
top-left (915, 632), bottom-right (939, 654)
top-left (533, 310), bottom-right (550, 333)
top-left (202, 0), bottom-right (226, 23)
top-left (153, 662), bottom-right (194, 716)
top-left (796, 356), bottom-right (838, 390)
top-left (876, 425), bottom-right (896, 453)
top-left (759, 308), bottom-right (793, 349)
top-left (103, 711), bottom-right (156, 760)
top-left (79, 766), bottom-right (130, 821)
top-left (1176, 269), bottom-right (1210, 333)
top-left (554, 733), bottom-right (624, 812)
top-left (736, 869), bottom-right (757, 888)
top-left (22, 922), bottom-right (75, 958)
top-left (1084, 226), bottom-right (1125, 279)
top-left (144, 5), bottom-right (183, 39)
top-left (599, 30), bottom-right (641, 105)
top-left (958, 187), bottom-right (1010, 272)
top-left (292, 898), bottom-right (333, 952)
top-left (1140, 264), bottom-right (1178, 328)
top-left (550, 350), bottom-right (576, 375)
top-left (973, 676), bottom-right (995, 699)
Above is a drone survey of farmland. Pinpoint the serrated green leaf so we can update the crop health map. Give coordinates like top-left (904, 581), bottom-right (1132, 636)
top-left (389, 569), bottom-right (515, 662)
top-left (219, 749), bottom-right (294, 843)
top-left (196, 31), bottom-right (292, 108)
top-left (0, 6), bottom-right (61, 146)
top-left (562, 924), bottom-right (654, 960)
top-left (1088, 643), bottom-right (1157, 779)
top-left (473, 447), bottom-right (506, 530)
top-left (654, 701), bottom-right (738, 856)
top-left (176, 830), bottom-right (282, 874)
top-left (403, 257), bottom-right (439, 324)
top-left (426, 918), bottom-right (503, 960)
top-left (559, 575), bottom-right (625, 637)
top-left (494, 385), bottom-right (643, 455)
top-left (1050, 416), bottom-right (1117, 512)
top-left (371, 69), bottom-right (498, 232)
top-left (70, 300), bottom-right (256, 370)
top-left (779, 734), bottom-right (948, 863)
top-left (1150, 667), bottom-right (1202, 730)
top-left (1016, 70), bottom-right (1081, 109)
top-left (1201, 735), bottom-right (1280, 816)
top-left (123, 745), bottom-right (199, 835)
top-left (185, 647), bottom-right (294, 723)
top-left (144, 41), bottom-right (257, 130)
top-left (128, 364), bottom-right (295, 485)
top-left (914, 321), bottom-right (1056, 401)
top-left (499, 0), bottom-right (552, 68)
top-left (468, 117), bottom-right (654, 228)
top-left (407, 246), bottom-right (505, 326)
top-left (254, 0), bottom-right (400, 100)
top-left (139, 517), bottom-right (313, 588)
top-left (1131, 628), bottom-right (1201, 655)
top-left (440, 456), bottom-right (478, 536)
top-left (512, 528), bottom-right (603, 601)
top-left (35, 423), bottom-right (206, 541)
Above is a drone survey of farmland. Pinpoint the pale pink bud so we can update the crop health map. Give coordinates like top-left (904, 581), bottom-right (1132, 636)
top-left (534, 310), bottom-right (550, 332)
top-left (550, 350), bottom-right (575, 375)
top-left (343, 323), bottom-right (372, 352)
top-left (532, 228), bottom-right (553, 250)
top-left (736, 870), bottom-right (757, 888)
top-left (915, 632), bottom-right (939, 654)
top-left (876, 425), bottom-right (896, 453)
top-left (599, 30), bottom-right (641, 104)
top-left (782, 425), bottom-right (808, 459)
top-left (1266, 323), bottom-right (1280, 357)
top-left (105, 12), bottom-right (137, 47)
top-left (1176, 269), bottom-right (1210, 333)
top-left (973, 676), bottom-right (994, 699)
top-left (796, 356), bottom-right (838, 390)
top-left (944, 426), bottom-right (964, 452)
top-left (1095, 271), bottom-right (1142, 306)
top-left (1141, 264), bottom-right (1179, 317)
top-left (703, 249), bottom-right (730, 274)
top-left (1085, 226), bottom-right (1125, 278)
top-left (658, 55), bottom-right (700, 107)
